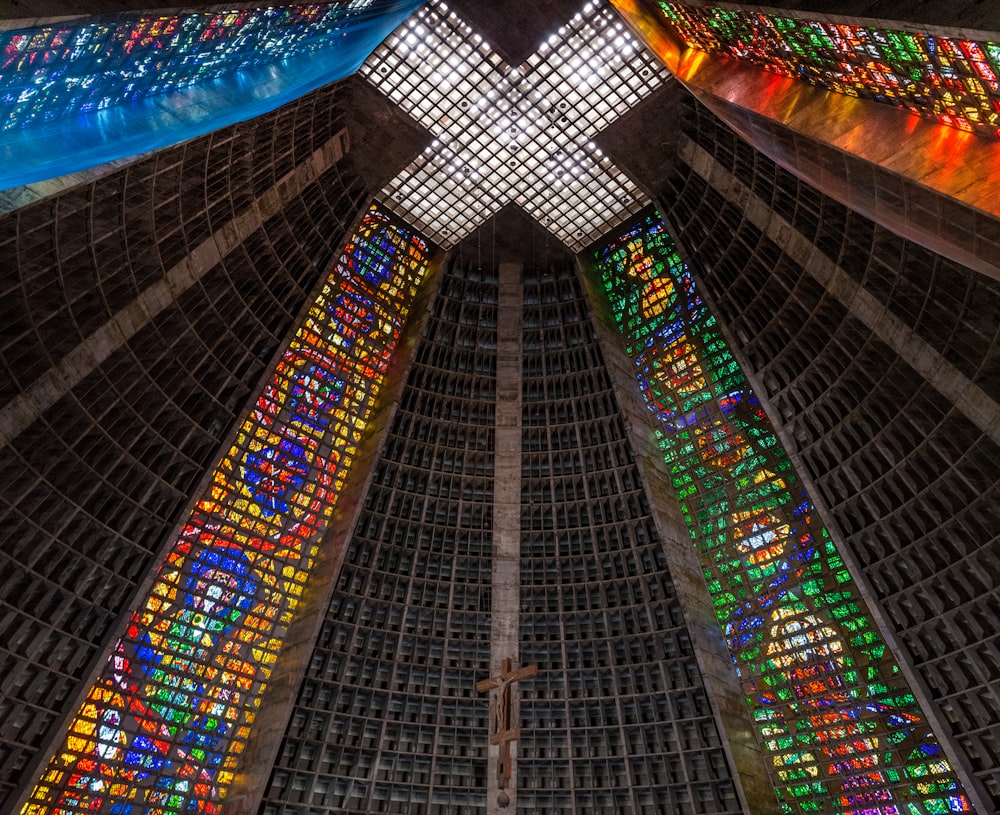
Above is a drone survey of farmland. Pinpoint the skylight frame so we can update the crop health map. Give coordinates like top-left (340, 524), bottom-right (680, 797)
top-left (360, 0), bottom-right (670, 251)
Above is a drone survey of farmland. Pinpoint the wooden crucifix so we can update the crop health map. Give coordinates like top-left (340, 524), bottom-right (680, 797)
top-left (476, 658), bottom-right (538, 790)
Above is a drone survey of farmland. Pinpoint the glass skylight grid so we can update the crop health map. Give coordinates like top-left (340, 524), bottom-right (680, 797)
top-left (360, 0), bottom-right (669, 251)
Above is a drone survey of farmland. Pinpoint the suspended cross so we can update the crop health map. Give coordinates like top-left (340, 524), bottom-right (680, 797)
top-left (360, 0), bottom-right (670, 250)
top-left (476, 658), bottom-right (538, 791)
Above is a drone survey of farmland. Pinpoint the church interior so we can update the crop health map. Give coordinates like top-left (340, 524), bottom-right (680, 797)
top-left (0, 1), bottom-right (998, 814)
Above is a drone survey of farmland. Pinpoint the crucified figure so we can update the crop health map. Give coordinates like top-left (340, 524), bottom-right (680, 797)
top-left (476, 658), bottom-right (538, 790)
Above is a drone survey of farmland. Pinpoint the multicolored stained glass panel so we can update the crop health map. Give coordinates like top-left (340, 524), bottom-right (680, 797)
top-left (0, 0), bottom-right (423, 189)
top-left (20, 206), bottom-right (431, 815)
top-left (594, 213), bottom-right (974, 815)
top-left (1, 1), bottom-right (380, 132)
top-left (637, 2), bottom-right (1000, 138)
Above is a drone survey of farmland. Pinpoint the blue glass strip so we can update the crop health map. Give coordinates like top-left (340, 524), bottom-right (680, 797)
top-left (0, 0), bottom-right (422, 190)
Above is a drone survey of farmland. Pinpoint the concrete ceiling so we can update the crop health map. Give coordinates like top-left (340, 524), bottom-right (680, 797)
top-left (445, 0), bottom-right (587, 65)
top-left (340, 75), bottom-right (434, 194)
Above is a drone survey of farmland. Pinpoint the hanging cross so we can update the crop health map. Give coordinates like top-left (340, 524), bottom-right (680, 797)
top-left (476, 658), bottom-right (538, 789)
top-left (360, 0), bottom-right (669, 250)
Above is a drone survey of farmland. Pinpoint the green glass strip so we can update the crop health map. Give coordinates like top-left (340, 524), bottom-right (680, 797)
top-left (594, 213), bottom-right (973, 815)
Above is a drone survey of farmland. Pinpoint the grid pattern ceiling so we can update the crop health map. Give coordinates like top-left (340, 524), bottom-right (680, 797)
top-left (360, 0), bottom-right (670, 251)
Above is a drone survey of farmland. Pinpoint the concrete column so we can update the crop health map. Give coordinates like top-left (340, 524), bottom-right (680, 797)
top-left (487, 262), bottom-right (524, 814)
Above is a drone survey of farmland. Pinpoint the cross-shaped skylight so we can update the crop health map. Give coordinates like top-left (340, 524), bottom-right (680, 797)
top-left (360, 0), bottom-right (669, 251)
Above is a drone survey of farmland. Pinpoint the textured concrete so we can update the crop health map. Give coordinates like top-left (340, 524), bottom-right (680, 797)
top-left (595, 80), bottom-right (684, 201)
top-left (0, 129), bottom-right (349, 450)
top-left (486, 262), bottom-right (524, 815)
top-left (447, 0), bottom-right (584, 65)
top-left (453, 203), bottom-right (576, 269)
top-left (680, 135), bottom-right (1000, 449)
top-left (340, 75), bottom-right (433, 194)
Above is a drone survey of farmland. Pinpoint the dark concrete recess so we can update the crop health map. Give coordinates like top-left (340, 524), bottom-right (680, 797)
top-left (452, 203), bottom-right (575, 269)
top-left (340, 74), bottom-right (433, 193)
top-left (447, 0), bottom-right (588, 64)
top-left (595, 79), bottom-right (686, 203)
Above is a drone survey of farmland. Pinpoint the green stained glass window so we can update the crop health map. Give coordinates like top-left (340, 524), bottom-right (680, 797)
top-left (594, 213), bottom-right (973, 815)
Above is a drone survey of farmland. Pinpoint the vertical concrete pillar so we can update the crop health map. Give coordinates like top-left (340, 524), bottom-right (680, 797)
top-left (487, 262), bottom-right (524, 814)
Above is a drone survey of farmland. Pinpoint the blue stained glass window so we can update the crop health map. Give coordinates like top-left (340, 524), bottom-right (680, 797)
top-left (0, 0), bottom-right (423, 189)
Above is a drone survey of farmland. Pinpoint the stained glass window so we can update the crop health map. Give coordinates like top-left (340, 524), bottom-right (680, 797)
top-left (21, 206), bottom-right (431, 815)
top-left (0, 0), bottom-right (422, 188)
top-left (594, 213), bottom-right (974, 815)
top-left (619, 1), bottom-right (1000, 138)
top-left (2, 2), bottom-right (378, 132)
